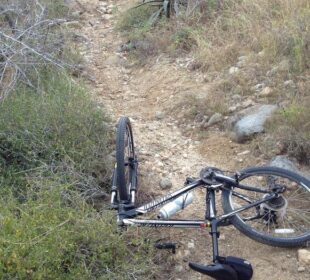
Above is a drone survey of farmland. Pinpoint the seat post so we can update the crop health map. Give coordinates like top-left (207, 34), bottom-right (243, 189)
top-left (210, 219), bottom-right (220, 262)
top-left (206, 188), bottom-right (220, 262)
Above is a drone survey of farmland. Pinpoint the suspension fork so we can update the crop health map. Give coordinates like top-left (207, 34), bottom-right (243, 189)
top-left (206, 188), bottom-right (220, 262)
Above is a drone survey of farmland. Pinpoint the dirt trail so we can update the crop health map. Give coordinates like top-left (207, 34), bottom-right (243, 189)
top-left (76, 1), bottom-right (308, 279)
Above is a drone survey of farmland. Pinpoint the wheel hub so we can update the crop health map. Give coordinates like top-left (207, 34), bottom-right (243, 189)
top-left (261, 195), bottom-right (288, 225)
top-left (264, 196), bottom-right (287, 210)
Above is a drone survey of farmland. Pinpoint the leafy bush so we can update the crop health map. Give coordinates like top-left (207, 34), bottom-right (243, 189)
top-left (0, 70), bottom-right (112, 194)
top-left (266, 99), bottom-right (310, 164)
top-left (117, 5), bottom-right (155, 36)
top-left (0, 185), bottom-right (155, 279)
top-left (171, 27), bottom-right (196, 51)
top-left (0, 1), bottom-right (161, 279)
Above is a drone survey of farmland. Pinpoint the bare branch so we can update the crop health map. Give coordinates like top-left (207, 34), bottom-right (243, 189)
top-left (0, 0), bottom-right (73, 100)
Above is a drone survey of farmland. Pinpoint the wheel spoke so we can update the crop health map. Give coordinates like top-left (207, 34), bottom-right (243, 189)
top-left (224, 168), bottom-right (310, 243)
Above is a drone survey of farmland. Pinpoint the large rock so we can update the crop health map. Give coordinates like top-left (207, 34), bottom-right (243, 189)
top-left (269, 156), bottom-right (299, 173)
top-left (233, 104), bottom-right (277, 142)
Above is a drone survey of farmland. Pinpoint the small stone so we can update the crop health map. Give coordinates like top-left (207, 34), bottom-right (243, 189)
top-left (232, 94), bottom-right (242, 101)
top-left (71, 11), bottom-right (82, 18)
top-left (182, 250), bottom-right (191, 261)
top-left (258, 50), bottom-right (265, 57)
top-left (187, 241), bottom-right (195, 249)
top-left (157, 161), bottom-right (164, 167)
top-left (175, 265), bottom-right (183, 272)
top-left (155, 111), bottom-right (165, 120)
top-left (159, 178), bottom-right (172, 190)
top-left (102, 14), bottom-right (113, 20)
top-left (236, 56), bottom-right (248, 68)
top-left (229, 66), bottom-right (239, 74)
top-left (207, 113), bottom-right (223, 126)
top-left (238, 56), bottom-right (248, 61)
top-left (259, 87), bottom-right (273, 96)
top-left (286, 254), bottom-right (291, 258)
top-left (219, 234), bottom-right (226, 241)
top-left (236, 60), bottom-right (246, 68)
top-left (228, 106), bottom-right (237, 113)
top-left (202, 115), bottom-right (209, 122)
top-left (251, 83), bottom-right (265, 92)
top-left (284, 80), bottom-right (295, 88)
top-left (242, 99), bottom-right (255, 108)
top-left (298, 249), bottom-right (310, 266)
top-left (297, 266), bottom-right (306, 272)
top-left (237, 150), bottom-right (250, 156)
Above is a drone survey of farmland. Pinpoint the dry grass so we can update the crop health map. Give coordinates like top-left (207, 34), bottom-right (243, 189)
top-left (118, 0), bottom-right (310, 72)
top-left (266, 97), bottom-right (310, 164)
top-left (186, 0), bottom-right (310, 72)
top-left (118, 0), bottom-right (310, 163)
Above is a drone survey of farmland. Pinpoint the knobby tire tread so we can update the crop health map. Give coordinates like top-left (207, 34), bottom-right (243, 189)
top-left (116, 117), bottom-right (134, 202)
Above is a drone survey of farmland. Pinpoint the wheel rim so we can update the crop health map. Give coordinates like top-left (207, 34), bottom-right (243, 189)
top-left (123, 124), bottom-right (134, 198)
top-left (229, 171), bottom-right (310, 239)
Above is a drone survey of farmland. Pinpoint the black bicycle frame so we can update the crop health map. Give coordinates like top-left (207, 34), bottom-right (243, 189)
top-left (116, 173), bottom-right (276, 262)
top-left (117, 176), bottom-right (276, 229)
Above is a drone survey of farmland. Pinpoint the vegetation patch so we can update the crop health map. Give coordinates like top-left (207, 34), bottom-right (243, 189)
top-left (0, 70), bottom-right (112, 195)
top-left (0, 1), bottom-right (161, 278)
top-left (116, 1), bottom-right (310, 165)
top-left (266, 100), bottom-right (310, 165)
top-left (0, 186), bottom-right (156, 279)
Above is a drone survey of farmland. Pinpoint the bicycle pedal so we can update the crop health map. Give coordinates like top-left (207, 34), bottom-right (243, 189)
top-left (154, 242), bottom-right (177, 254)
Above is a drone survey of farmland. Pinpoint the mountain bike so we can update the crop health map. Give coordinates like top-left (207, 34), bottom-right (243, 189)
top-left (111, 116), bottom-right (310, 280)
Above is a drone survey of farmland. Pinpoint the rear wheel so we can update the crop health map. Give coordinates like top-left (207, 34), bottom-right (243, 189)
top-left (221, 166), bottom-right (310, 247)
top-left (116, 117), bottom-right (136, 202)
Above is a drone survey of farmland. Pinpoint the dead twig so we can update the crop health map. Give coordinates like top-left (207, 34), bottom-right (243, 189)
top-left (0, 0), bottom-right (73, 101)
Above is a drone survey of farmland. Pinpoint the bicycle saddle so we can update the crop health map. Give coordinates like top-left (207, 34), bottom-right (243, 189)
top-left (189, 256), bottom-right (253, 280)
top-left (189, 262), bottom-right (238, 280)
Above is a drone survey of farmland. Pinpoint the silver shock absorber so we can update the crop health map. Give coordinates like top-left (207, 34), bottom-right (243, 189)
top-left (111, 169), bottom-right (118, 206)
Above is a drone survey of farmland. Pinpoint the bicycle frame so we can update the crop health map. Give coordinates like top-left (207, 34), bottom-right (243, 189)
top-left (114, 170), bottom-right (277, 262)
top-left (117, 176), bottom-right (276, 227)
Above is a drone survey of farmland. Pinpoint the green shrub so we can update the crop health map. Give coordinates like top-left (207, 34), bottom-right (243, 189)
top-left (267, 100), bottom-right (310, 164)
top-left (117, 5), bottom-right (155, 34)
top-left (0, 185), bottom-right (155, 279)
top-left (0, 70), bottom-right (112, 193)
top-left (172, 27), bottom-right (196, 51)
top-left (42, 0), bottom-right (70, 18)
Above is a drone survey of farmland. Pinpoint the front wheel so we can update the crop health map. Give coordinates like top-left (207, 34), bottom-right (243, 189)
top-left (115, 117), bottom-right (137, 203)
top-left (221, 166), bottom-right (310, 247)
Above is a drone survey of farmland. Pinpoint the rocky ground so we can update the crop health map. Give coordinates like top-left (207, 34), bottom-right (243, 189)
top-left (70, 0), bottom-right (309, 279)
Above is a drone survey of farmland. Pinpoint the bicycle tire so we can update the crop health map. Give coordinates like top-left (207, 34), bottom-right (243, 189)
top-left (116, 117), bottom-right (136, 202)
top-left (221, 166), bottom-right (310, 247)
